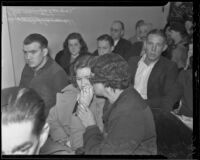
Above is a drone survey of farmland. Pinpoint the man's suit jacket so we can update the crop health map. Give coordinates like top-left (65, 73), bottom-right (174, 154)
top-left (128, 56), bottom-right (181, 112)
top-left (113, 38), bottom-right (132, 61)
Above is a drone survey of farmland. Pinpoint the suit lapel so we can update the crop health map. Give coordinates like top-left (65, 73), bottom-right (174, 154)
top-left (147, 58), bottom-right (163, 93)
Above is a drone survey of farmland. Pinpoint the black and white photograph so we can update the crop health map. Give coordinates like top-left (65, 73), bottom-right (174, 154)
top-left (2, 1), bottom-right (197, 159)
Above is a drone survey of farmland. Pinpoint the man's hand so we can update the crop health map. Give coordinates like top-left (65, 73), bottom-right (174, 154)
top-left (77, 104), bottom-right (96, 128)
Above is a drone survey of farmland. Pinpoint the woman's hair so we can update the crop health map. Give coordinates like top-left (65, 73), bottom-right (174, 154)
top-left (70, 54), bottom-right (97, 88)
top-left (63, 32), bottom-right (88, 55)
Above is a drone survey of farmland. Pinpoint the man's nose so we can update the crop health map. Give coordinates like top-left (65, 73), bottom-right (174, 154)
top-left (25, 52), bottom-right (31, 59)
top-left (151, 45), bottom-right (157, 52)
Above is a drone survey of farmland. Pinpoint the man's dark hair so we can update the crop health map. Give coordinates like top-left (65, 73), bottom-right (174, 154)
top-left (169, 21), bottom-right (189, 38)
top-left (147, 29), bottom-right (167, 44)
top-left (2, 87), bottom-right (47, 136)
top-left (70, 54), bottom-right (97, 88)
top-left (97, 34), bottom-right (114, 46)
top-left (23, 33), bottom-right (48, 48)
top-left (113, 20), bottom-right (125, 30)
top-left (91, 54), bottom-right (131, 90)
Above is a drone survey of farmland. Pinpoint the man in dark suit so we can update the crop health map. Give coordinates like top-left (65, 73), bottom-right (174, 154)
top-left (128, 29), bottom-right (192, 158)
top-left (110, 20), bottom-right (132, 61)
top-left (128, 29), bottom-right (180, 112)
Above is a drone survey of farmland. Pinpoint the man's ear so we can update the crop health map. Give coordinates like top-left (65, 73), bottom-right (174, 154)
top-left (38, 123), bottom-right (49, 149)
top-left (42, 48), bottom-right (48, 57)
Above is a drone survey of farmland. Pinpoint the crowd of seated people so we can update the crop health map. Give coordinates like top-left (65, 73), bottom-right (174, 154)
top-left (2, 14), bottom-right (194, 158)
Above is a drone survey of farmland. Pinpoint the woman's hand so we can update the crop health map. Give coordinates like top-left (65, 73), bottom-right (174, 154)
top-left (77, 85), bottom-right (94, 108)
top-left (77, 104), bottom-right (96, 128)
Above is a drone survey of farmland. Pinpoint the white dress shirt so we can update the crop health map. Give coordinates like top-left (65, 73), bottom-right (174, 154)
top-left (114, 39), bottom-right (120, 47)
top-left (134, 54), bottom-right (157, 99)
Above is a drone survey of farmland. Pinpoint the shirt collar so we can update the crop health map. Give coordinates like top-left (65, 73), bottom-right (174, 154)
top-left (138, 54), bottom-right (158, 67)
top-left (114, 39), bottom-right (120, 46)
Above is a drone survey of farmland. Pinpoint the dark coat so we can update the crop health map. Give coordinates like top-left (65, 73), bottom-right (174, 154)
top-left (128, 56), bottom-right (193, 158)
top-left (128, 56), bottom-right (180, 112)
top-left (127, 41), bottom-right (144, 59)
top-left (177, 69), bottom-right (193, 117)
top-left (83, 87), bottom-right (157, 154)
top-left (113, 38), bottom-right (132, 61)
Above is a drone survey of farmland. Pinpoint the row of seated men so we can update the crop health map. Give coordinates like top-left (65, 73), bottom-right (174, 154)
top-left (2, 20), bottom-right (193, 158)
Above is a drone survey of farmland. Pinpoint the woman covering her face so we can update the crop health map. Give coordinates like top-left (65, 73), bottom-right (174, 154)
top-left (46, 55), bottom-right (105, 153)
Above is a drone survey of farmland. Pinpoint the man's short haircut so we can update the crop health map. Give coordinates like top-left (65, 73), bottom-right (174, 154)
top-left (113, 20), bottom-right (125, 30)
top-left (135, 19), bottom-right (145, 29)
top-left (23, 33), bottom-right (48, 48)
top-left (97, 34), bottom-right (114, 46)
top-left (91, 54), bottom-right (131, 90)
top-left (2, 87), bottom-right (47, 136)
top-left (147, 29), bottom-right (167, 44)
top-left (70, 54), bottom-right (97, 87)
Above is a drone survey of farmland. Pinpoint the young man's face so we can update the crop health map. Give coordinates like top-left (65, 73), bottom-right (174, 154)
top-left (2, 121), bottom-right (43, 155)
top-left (110, 22), bottom-right (124, 41)
top-left (23, 42), bottom-right (47, 70)
top-left (97, 40), bottom-right (113, 56)
top-left (144, 34), bottom-right (166, 63)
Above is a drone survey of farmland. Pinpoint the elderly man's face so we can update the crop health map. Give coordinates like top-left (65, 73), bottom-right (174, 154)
top-left (110, 22), bottom-right (124, 41)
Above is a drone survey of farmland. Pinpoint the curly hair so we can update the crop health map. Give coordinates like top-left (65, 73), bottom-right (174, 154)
top-left (91, 54), bottom-right (131, 90)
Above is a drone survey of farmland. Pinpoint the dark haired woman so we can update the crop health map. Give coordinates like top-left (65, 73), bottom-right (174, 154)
top-left (55, 32), bottom-right (90, 75)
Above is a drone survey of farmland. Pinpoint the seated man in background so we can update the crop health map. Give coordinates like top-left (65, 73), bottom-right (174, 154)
top-left (129, 19), bottom-right (152, 44)
top-left (93, 34), bottom-right (114, 56)
top-left (128, 21), bottom-right (152, 58)
top-left (110, 20), bottom-right (132, 61)
top-left (2, 87), bottom-right (49, 155)
top-left (77, 54), bottom-right (157, 155)
top-left (19, 33), bottom-right (69, 115)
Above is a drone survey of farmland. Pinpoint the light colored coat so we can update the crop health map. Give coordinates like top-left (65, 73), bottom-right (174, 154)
top-left (47, 84), bottom-right (105, 151)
